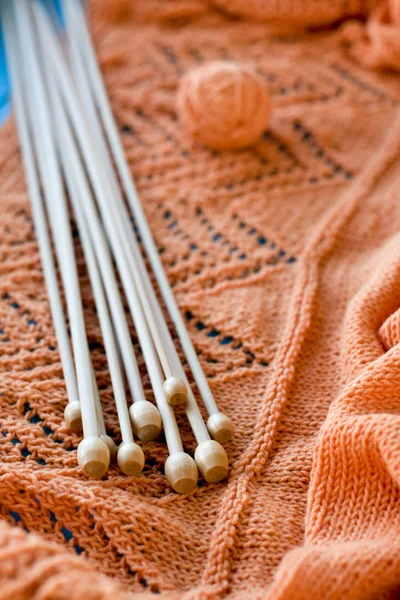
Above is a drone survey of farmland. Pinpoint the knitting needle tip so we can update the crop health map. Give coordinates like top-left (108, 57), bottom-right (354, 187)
top-left (165, 452), bottom-right (198, 494)
top-left (77, 436), bottom-right (110, 478)
top-left (64, 401), bottom-right (83, 432)
top-left (206, 412), bottom-right (234, 443)
top-left (195, 440), bottom-right (228, 483)
top-left (129, 400), bottom-right (162, 441)
top-left (117, 442), bottom-right (145, 476)
top-left (163, 376), bottom-right (188, 406)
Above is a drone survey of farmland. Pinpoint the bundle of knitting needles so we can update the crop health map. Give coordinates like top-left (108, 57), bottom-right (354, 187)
top-left (1, 0), bottom-right (233, 493)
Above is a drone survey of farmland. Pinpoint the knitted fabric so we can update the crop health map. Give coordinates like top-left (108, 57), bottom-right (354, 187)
top-left (341, 0), bottom-right (400, 71)
top-left (210, 0), bottom-right (378, 26)
top-left (1, 1), bottom-right (400, 598)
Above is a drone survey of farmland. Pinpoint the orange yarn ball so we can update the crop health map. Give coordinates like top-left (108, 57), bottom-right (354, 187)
top-left (177, 61), bottom-right (271, 151)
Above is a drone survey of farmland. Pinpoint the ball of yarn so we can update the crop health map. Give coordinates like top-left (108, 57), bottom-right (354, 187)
top-left (177, 61), bottom-right (271, 151)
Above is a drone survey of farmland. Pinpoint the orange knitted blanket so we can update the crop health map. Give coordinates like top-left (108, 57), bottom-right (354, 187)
top-left (1, 1), bottom-right (400, 599)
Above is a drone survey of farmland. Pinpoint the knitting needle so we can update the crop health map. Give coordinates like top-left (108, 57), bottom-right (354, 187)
top-left (63, 0), bottom-right (188, 409)
top-left (66, 0), bottom-right (233, 442)
top-left (44, 61), bottom-right (145, 476)
top-left (14, 0), bottom-right (109, 478)
top-left (0, 0), bottom-right (82, 434)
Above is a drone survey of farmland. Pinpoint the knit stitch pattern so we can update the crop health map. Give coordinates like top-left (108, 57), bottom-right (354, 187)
top-left (1, 1), bottom-right (400, 598)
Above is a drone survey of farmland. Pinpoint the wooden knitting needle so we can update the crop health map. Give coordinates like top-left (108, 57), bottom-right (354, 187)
top-left (14, 0), bottom-right (109, 478)
top-left (0, 0), bottom-right (82, 435)
top-left (65, 0), bottom-right (233, 442)
top-left (30, 0), bottom-right (190, 461)
top-left (63, 0), bottom-right (188, 409)
top-left (45, 64), bottom-right (145, 476)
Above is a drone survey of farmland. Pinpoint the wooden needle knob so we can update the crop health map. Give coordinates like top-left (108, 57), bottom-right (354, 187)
top-left (117, 442), bottom-right (145, 476)
top-left (195, 440), bottom-right (228, 483)
top-left (77, 437), bottom-right (110, 478)
top-left (64, 401), bottom-right (83, 432)
top-left (163, 377), bottom-right (188, 406)
top-left (165, 452), bottom-right (198, 494)
top-left (100, 434), bottom-right (117, 463)
top-left (129, 401), bottom-right (162, 441)
top-left (207, 412), bottom-right (233, 443)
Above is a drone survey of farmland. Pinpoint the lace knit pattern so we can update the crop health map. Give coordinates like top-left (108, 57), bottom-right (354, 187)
top-left (1, 1), bottom-right (400, 598)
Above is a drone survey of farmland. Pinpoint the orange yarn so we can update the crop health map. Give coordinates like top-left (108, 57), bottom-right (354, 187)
top-left (210, 0), bottom-right (379, 27)
top-left (177, 62), bottom-right (271, 151)
top-left (342, 0), bottom-right (400, 70)
top-left (89, 0), bottom-right (132, 22)
top-left (1, 1), bottom-right (400, 599)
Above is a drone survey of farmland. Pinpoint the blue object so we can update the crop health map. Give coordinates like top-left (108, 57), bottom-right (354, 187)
top-left (0, 0), bottom-right (79, 125)
top-left (0, 20), bottom-right (9, 124)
